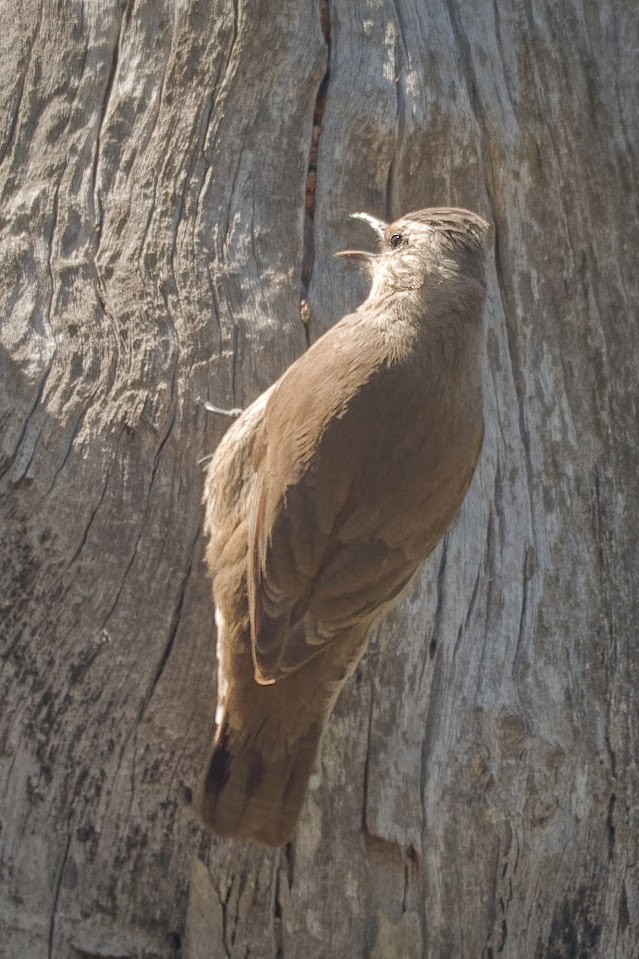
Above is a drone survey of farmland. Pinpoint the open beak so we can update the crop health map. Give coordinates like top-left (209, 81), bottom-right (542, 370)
top-left (334, 211), bottom-right (387, 260)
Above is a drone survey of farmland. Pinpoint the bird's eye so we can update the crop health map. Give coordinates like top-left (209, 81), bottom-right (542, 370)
top-left (389, 233), bottom-right (403, 249)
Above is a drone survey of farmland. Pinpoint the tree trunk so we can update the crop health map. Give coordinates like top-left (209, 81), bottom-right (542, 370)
top-left (1, 0), bottom-right (637, 956)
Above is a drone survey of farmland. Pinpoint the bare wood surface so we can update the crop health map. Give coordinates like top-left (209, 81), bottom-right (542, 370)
top-left (1, 0), bottom-right (637, 956)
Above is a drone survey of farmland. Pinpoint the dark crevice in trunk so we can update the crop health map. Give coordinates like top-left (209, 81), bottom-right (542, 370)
top-left (300, 0), bottom-right (331, 347)
top-left (386, 0), bottom-right (408, 222)
top-left (48, 831), bottom-right (72, 958)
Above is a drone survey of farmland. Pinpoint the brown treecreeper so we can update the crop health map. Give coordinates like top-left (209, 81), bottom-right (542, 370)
top-left (195, 207), bottom-right (489, 846)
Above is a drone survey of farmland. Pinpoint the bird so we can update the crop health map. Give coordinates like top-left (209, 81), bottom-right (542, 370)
top-left (194, 206), bottom-right (489, 846)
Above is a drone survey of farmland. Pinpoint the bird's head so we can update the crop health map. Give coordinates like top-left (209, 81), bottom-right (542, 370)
top-left (336, 207), bottom-right (490, 305)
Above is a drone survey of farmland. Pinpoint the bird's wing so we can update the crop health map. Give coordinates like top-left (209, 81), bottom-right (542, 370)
top-left (202, 386), bottom-right (276, 598)
top-left (246, 325), bottom-right (422, 684)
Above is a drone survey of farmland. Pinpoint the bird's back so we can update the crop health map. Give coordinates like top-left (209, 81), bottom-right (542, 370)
top-left (196, 205), bottom-right (488, 845)
top-left (251, 300), bottom-right (483, 645)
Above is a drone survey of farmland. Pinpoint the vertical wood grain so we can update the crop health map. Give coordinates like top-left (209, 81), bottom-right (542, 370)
top-left (1, 0), bottom-right (637, 956)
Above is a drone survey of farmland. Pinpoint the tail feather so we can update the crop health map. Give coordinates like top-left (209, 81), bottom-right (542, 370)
top-left (193, 619), bottom-right (370, 845)
top-left (194, 714), bottom-right (322, 846)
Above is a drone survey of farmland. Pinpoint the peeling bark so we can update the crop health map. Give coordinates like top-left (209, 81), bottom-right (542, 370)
top-left (1, 0), bottom-right (638, 957)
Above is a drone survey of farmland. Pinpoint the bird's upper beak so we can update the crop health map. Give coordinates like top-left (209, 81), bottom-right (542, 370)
top-left (334, 212), bottom-right (387, 260)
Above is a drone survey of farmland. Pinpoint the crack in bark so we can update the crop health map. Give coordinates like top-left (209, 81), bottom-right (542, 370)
top-left (207, 263), bottom-right (225, 359)
top-left (91, 1), bottom-right (131, 239)
top-left (402, 855), bottom-right (410, 914)
top-left (200, 0), bottom-right (239, 169)
top-left (615, 880), bottom-right (630, 952)
top-left (492, 445), bottom-right (505, 564)
top-left (1, 427), bottom-right (122, 673)
top-left (165, 666), bottom-right (208, 799)
top-left (463, 549), bottom-right (484, 635)
top-left (444, 2), bottom-right (535, 512)
top-left (44, 180), bottom-right (61, 339)
top-left (418, 636), bottom-right (447, 852)
top-left (299, 0), bottom-right (330, 346)
top-left (138, 526), bottom-right (200, 726)
top-left (230, 323), bottom-right (240, 409)
top-left (45, 410), bottom-right (89, 498)
top-left (594, 469), bottom-right (622, 804)
top-left (47, 830), bottom-right (72, 958)
top-left (62, 431), bottom-right (121, 574)
top-left (593, 470), bottom-right (616, 651)
top-left (229, 870), bottom-right (248, 954)
top-left (385, 0), bottom-right (408, 222)
top-left (433, 540), bottom-right (448, 645)
top-left (416, 622), bottom-right (435, 698)
top-left (273, 854), bottom-right (286, 959)
top-left (491, 0), bottom-right (516, 116)
top-left (607, 793), bottom-right (617, 861)
top-left (0, 0), bottom-right (43, 167)
top-left (99, 362), bottom-right (179, 633)
top-left (444, 0), bottom-right (538, 691)
top-left (218, 876), bottom-right (233, 959)
top-left (147, 564), bottom-right (190, 707)
top-left (512, 546), bottom-right (534, 672)
top-left (361, 681), bottom-right (375, 835)
top-left (0, 357), bottom-right (53, 481)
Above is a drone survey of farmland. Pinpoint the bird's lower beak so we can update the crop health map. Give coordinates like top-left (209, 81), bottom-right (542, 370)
top-left (334, 249), bottom-right (377, 261)
top-left (334, 211), bottom-right (387, 260)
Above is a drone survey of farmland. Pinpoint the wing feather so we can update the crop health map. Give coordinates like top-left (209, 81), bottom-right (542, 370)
top-left (242, 312), bottom-right (484, 685)
top-left (246, 324), bottom-right (412, 683)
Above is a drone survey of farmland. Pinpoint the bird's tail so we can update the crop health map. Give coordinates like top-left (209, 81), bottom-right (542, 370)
top-left (193, 617), bottom-right (370, 846)
top-left (193, 707), bottom-right (322, 846)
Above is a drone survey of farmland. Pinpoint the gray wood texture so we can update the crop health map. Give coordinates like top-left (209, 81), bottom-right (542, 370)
top-left (1, 0), bottom-right (637, 956)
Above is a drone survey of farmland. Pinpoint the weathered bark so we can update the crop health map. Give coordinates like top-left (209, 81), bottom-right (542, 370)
top-left (1, 0), bottom-right (637, 956)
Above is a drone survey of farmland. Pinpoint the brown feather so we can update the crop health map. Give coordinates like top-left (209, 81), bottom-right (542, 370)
top-left (195, 207), bottom-right (490, 845)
